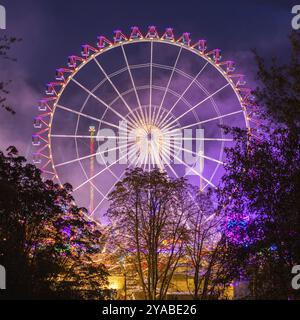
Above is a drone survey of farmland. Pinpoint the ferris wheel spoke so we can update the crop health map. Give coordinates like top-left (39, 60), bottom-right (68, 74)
top-left (150, 143), bottom-right (161, 171)
top-left (182, 109), bottom-right (243, 128)
top-left (160, 147), bottom-right (179, 178)
top-left (173, 153), bottom-right (216, 188)
top-left (89, 160), bottom-right (139, 218)
top-left (146, 154), bottom-right (150, 172)
top-left (161, 83), bottom-right (230, 131)
top-left (90, 169), bottom-right (128, 217)
top-left (90, 198), bottom-right (105, 218)
top-left (153, 47), bottom-right (182, 126)
top-left (149, 151), bottom-right (154, 172)
top-left (128, 145), bottom-right (143, 168)
top-left (163, 109), bottom-right (243, 134)
top-left (161, 145), bottom-right (205, 197)
top-left (71, 78), bottom-right (137, 130)
top-left (163, 142), bottom-right (216, 188)
top-left (51, 134), bottom-right (130, 140)
top-left (74, 144), bottom-right (137, 192)
top-left (161, 129), bottom-right (232, 142)
top-left (171, 142), bottom-right (224, 165)
top-left (139, 146), bottom-right (150, 171)
top-left (96, 150), bottom-right (122, 183)
top-left (121, 45), bottom-right (147, 126)
top-left (157, 61), bottom-right (209, 128)
top-left (93, 58), bottom-right (142, 128)
top-left (56, 104), bottom-right (129, 133)
top-left (89, 182), bottom-right (107, 199)
top-left (148, 141), bottom-right (163, 171)
top-left (142, 151), bottom-right (148, 171)
top-left (161, 144), bottom-right (202, 197)
top-left (149, 41), bottom-right (154, 125)
top-left (153, 150), bottom-right (165, 172)
top-left (55, 140), bottom-right (134, 168)
top-left (161, 145), bottom-right (185, 179)
top-left (172, 137), bottom-right (233, 142)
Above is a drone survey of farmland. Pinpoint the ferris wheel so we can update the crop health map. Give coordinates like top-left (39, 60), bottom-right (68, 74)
top-left (32, 26), bottom-right (259, 221)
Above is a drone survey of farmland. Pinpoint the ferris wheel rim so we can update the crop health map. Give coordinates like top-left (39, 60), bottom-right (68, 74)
top-left (50, 59), bottom-right (235, 186)
top-left (33, 26), bottom-right (259, 219)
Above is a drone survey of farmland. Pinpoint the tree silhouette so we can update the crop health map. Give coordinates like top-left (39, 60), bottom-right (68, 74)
top-left (106, 168), bottom-right (193, 300)
top-left (217, 32), bottom-right (300, 299)
top-left (185, 190), bottom-right (237, 300)
top-left (0, 147), bottom-right (108, 299)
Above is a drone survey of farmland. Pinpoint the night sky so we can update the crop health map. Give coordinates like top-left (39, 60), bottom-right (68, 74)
top-left (0, 0), bottom-right (296, 217)
top-left (0, 0), bottom-right (295, 156)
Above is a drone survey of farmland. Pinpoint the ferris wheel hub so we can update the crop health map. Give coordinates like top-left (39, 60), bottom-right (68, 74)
top-left (130, 124), bottom-right (164, 161)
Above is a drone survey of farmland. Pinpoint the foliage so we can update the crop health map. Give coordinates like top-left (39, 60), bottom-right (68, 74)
top-left (254, 32), bottom-right (300, 129)
top-left (0, 147), bottom-right (108, 299)
top-left (185, 190), bottom-right (238, 299)
top-left (106, 168), bottom-right (194, 300)
top-left (217, 32), bottom-right (300, 299)
top-left (107, 168), bottom-right (236, 300)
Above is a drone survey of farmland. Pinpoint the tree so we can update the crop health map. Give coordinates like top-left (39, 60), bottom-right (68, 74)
top-left (218, 125), bottom-right (300, 299)
top-left (185, 190), bottom-right (239, 300)
top-left (185, 190), bottom-right (216, 299)
top-left (254, 32), bottom-right (300, 129)
top-left (0, 147), bottom-right (108, 299)
top-left (217, 32), bottom-right (300, 299)
top-left (106, 168), bottom-right (192, 300)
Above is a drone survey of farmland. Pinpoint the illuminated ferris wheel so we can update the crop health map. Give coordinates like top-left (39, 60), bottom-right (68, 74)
top-left (32, 26), bottom-right (259, 220)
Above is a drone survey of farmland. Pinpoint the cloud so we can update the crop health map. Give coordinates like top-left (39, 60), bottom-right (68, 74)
top-left (0, 1), bottom-right (49, 159)
top-left (0, 60), bottom-right (39, 159)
